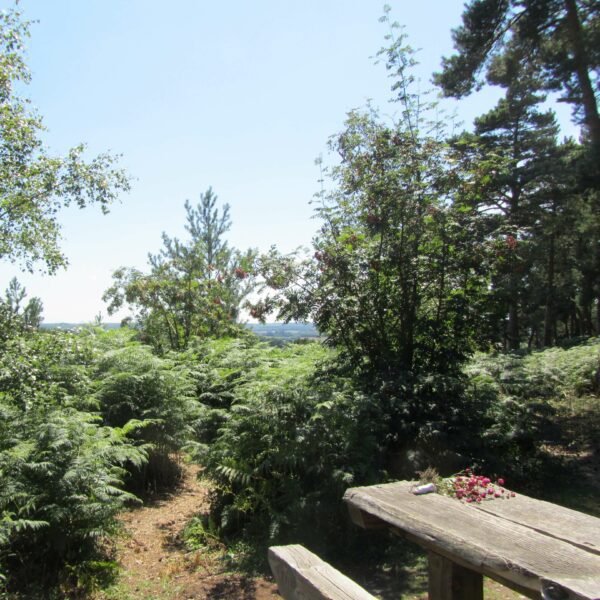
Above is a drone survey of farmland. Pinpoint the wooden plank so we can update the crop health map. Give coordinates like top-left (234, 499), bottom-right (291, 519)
top-left (428, 551), bottom-right (483, 600)
top-left (343, 482), bottom-right (600, 600)
top-left (347, 503), bottom-right (388, 530)
top-left (389, 529), bottom-right (539, 600)
top-left (472, 493), bottom-right (600, 555)
top-left (268, 544), bottom-right (376, 600)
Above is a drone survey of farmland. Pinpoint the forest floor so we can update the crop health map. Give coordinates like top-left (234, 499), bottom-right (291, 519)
top-left (96, 464), bottom-right (279, 600)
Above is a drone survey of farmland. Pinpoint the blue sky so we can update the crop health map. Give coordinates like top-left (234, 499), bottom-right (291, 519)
top-left (0, 1), bottom-right (577, 322)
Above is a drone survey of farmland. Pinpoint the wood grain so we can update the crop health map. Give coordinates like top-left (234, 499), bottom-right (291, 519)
top-left (343, 482), bottom-right (600, 600)
top-left (473, 492), bottom-right (600, 555)
top-left (268, 544), bottom-right (376, 600)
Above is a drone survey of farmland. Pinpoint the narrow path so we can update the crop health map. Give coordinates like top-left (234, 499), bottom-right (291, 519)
top-left (99, 463), bottom-right (279, 599)
top-left (100, 464), bottom-right (529, 599)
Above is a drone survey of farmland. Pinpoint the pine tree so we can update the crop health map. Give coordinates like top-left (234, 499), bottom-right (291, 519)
top-left (104, 189), bottom-right (256, 350)
top-left (435, 0), bottom-right (599, 149)
top-left (452, 51), bottom-right (561, 349)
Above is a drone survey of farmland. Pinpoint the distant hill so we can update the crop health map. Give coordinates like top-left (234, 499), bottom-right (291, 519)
top-left (40, 322), bottom-right (320, 341)
top-left (246, 322), bottom-right (319, 341)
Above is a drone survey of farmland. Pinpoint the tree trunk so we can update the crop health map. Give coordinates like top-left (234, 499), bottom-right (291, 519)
top-left (564, 0), bottom-right (600, 148)
top-left (507, 298), bottom-right (520, 350)
top-left (544, 233), bottom-right (556, 346)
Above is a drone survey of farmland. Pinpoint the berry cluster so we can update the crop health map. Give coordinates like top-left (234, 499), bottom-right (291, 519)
top-left (442, 468), bottom-right (516, 503)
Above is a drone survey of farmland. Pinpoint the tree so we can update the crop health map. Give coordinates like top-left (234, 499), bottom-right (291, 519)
top-left (434, 0), bottom-right (599, 148)
top-left (2, 276), bottom-right (43, 329)
top-left (104, 189), bottom-right (257, 350)
top-left (451, 50), bottom-right (563, 349)
top-left (254, 20), bottom-right (488, 451)
top-left (0, 8), bottom-right (130, 274)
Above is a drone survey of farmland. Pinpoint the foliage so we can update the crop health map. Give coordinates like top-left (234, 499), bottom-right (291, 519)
top-left (465, 337), bottom-right (600, 483)
top-left (94, 344), bottom-right (198, 489)
top-left (0, 302), bottom-right (198, 592)
top-left (0, 9), bottom-right (131, 274)
top-left (0, 329), bottom-right (98, 413)
top-left (434, 0), bottom-right (599, 147)
top-left (450, 51), bottom-right (563, 349)
top-left (448, 40), bottom-right (599, 349)
top-left (467, 337), bottom-right (600, 402)
top-left (0, 326), bottom-right (145, 594)
top-left (2, 277), bottom-right (43, 328)
top-left (252, 20), bottom-right (490, 468)
top-left (188, 337), bottom-right (387, 559)
top-left (104, 189), bottom-right (257, 350)
top-left (0, 406), bottom-right (143, 593)
top-left (0, 278), bottom-right (44, 351)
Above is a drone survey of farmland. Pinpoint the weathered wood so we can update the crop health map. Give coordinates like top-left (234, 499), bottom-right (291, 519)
top-left (389, 528), bottom-right (540, 600)
top-left (473, 492), bottom-right (600, 556)
top-left (428, 551), bottom-right (483, 600)
top-left (343, 482), bottom-right (600, 600)
top-left (347, 503), bottom-right (387, 530)
top-left (268, 544), bottom-right (376, 600)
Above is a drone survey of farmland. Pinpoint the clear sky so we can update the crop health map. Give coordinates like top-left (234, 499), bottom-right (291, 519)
top-left (0, 1), bottom-right (577, 322)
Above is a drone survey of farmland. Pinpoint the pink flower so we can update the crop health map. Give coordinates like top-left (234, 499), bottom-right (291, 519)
top-left (497, 478), bottom-right (505, 485)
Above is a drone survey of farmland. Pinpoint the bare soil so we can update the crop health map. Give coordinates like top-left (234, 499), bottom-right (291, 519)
top-left (97, 463), bottom-right (279, 600)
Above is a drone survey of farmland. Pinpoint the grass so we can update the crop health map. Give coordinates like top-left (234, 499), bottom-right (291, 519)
top-left (97, 575), bottom-right (185, 600)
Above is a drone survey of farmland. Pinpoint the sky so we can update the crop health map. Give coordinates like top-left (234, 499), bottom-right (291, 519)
top-left (0, 1), bottom-right (578, 322)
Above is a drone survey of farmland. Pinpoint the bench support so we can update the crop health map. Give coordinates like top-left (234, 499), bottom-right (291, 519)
top-left (428, 551), bottom-right (483, 600)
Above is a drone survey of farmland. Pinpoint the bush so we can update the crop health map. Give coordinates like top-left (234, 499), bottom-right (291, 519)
top-left (0, 327), bottom-right (149, 594)
top-left (190, 338), bottom-right (388, 562)
top-left (465, 339), bottom-right (600, 485)
top-left (95, 344), bottom-right (198, 490)
top-left (0, 401), bottom-right (143, 594)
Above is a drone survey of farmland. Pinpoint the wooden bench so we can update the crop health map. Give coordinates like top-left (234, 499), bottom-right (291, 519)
top-left (343, 481), bottom-right (600, 600)
top-left (268, 544), bottom-right (376, 600)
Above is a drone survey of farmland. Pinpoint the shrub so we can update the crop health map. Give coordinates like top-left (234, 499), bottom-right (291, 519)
top-left (465, 339), bottom-right (600, 485)
top-left (95, 345), bottom-right (198, 489)
top-left (190, 338), bottom-right (387, 561)
top-left (0, 401), bottom-right (143, 593)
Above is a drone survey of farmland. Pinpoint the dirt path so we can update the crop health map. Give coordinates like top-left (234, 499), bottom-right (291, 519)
top-left (98, 463), bottom-right (279, 600)
top-left (97, 463), bottom-right (527, 600)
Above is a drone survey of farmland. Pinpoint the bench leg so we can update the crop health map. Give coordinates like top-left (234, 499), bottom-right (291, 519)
top-left (428, 551), bottom-right (483, 600)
